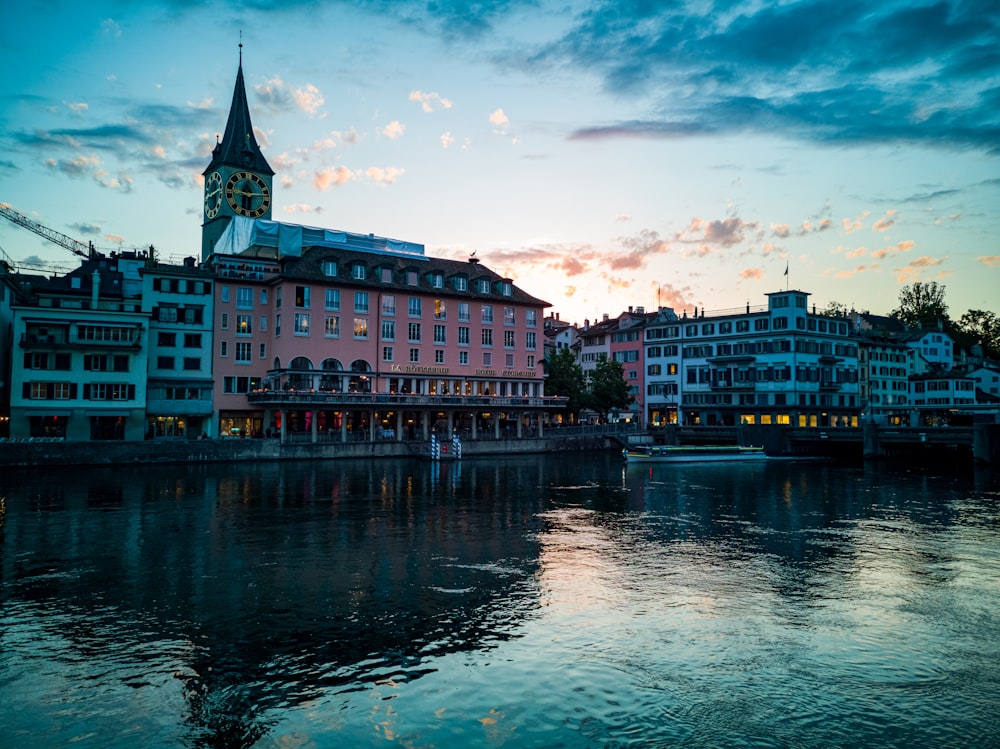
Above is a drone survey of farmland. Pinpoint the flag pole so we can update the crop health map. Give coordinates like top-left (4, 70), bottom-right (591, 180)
top-left (784, 260), bottom-right (789, 290)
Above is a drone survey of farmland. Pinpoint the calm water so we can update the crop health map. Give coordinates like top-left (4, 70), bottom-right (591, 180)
top-left (1, 453), bottom-right (998, 749)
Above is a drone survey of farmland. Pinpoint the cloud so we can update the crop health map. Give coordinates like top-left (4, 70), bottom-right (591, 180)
top-left (895, 255), bottom-right (945, 282)
top-left (314, 166), bottom-right (354, 189)
top-left (489, 108), bottom-right (509, 128)
top-left (616, 214), bottom-right (632, 222)
top-left (546, 0), bottom-right (1000, 153)
top-left (834, 263), bottom-right (879, 279)
top-left (255, 76), bottom-right (325, 116)
top-left (871, 239), bottom-right (915, 259)
top-left (440, 131), bottom-right (455, 148)
top-left (740, 268), bottom-right (764, 280)
top-left (101, 18), bottom-right (121, 38)
top-left (977, 256), bottom-right (1000, 267)
top-left (382, 121), bottom-right (405, 140)
top-left (677, 216), bottom-right (758, 247)
top-left (365, 166), bottom-right (404, 184)
top-left (770, 223), bottom-right (790, 238)
top-left (872, 209), bottom-right (897, 232)
top-left (409, 90), bottom-right (452, 112)
top-left (842, 210), bottom-right (870, 232)
top-left (70, 222), bottom-right (102, 236)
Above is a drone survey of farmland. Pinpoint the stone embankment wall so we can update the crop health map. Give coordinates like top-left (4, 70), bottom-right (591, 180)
top-left (0, 435), bottom-right (615, 468)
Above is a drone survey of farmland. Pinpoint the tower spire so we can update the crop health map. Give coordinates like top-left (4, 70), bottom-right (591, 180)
top-left (203, 46), bottom-right (273, 177)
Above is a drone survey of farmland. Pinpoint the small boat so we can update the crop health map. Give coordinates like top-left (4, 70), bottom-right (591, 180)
top-left (623, 445), bottom-right (767, 463)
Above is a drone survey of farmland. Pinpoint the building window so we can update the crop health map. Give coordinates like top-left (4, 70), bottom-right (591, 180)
top-left (459, 351), bottom-right (469, 366)
top-left (458, 326), bottom-right (470, 345)
top-left (435, 350), bottom-right (445, 364)
top-left (353, 264), bottom-right (366, 280)
top-left (236, 314), bottom-right (252, 335)
top-left (504, 330), bottom-right (516, 348)
top-left (220, 341), bottom-right (228, 357)
top-left (408, 322), bottom-right (422, 342)
top-left (355, 291), bottom-right (369, 313)
top-left (526, 332), bottom-right (536, 350)
top-left (526, 309), bottom-right (537, 328)
top-left (325, 316), bottom-right (340, 337)
top-left (407, 270), bottom-right (418, 286)
top-left (260, 289), bottom-right (267, 305)
top-left (527, 355), bottom-right (535, 368)
top-left (382, 294), bottom-right (396, 316)
top-left (432, 272), bottom-right (444, 288)
top-left (259, 343), bottom-right (266, 359)
top-left (480, 279), bottom-right (491, 293)
top-left (183, 357), bottom-right (200, 371)
top-left (483, 352), bottom-right (492, 367)
top-left (504, 307), bottom-right (515, 325)
top-left (409, 348), bottom-right (420, 363)
top-left (323, 260), bottom-right (337, 277)
top-left (184, 333), bottom-right (201, 347)
top-left (382, 320), bottom-right (396, 340)
top-left (482, 329), bottom-right (493, 346)
top-left (408, 297), bottom-right (422, 317)
top-left (455, 276), bottom-right (467, 291)
top-left (434, 324), bottom-right (446, 344)
top-left (294, 313), bottom-right (310, 335)
top-left (481, 305), bottom-right (493, 324)
top-left (220, 285), bottom-right (230, 303)
top-left (506, 353), bottom-right (515, 368)
top-left (383, 346), bottom-right (394, 362)
top-left (434, 299), bottom-right (446, 319)
top-left (157, 332), bottom-right (176, 347)
top-left (235, 342), bottom-right (252, 363)
top-left (295, 286), bottom-right (310, 308)
top-left (458, 302), bottom-right (471, 322)
top-left (325, 289), bottom-right (340, 310)
top-left (354, 318), bottom-right (368, 339)
top-left (221, 312), bottom-right (229, 329)
top-left (158, 356), bottom-right (175, 370)
top-left (259, 316), bottom-right (267, 333)
top-left (236, 287), bottom-right (253, 309)
top-left (381, 267), bottom-right (393, 283)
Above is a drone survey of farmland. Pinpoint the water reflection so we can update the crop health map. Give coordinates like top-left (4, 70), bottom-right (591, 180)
top-left (1, 456), bottom-right (998, 748)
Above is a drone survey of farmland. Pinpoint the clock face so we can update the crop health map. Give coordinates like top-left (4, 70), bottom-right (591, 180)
top-left (204, 171), bottom-right (223, 219)
top-left (225, 171), bottom-right (271, 218)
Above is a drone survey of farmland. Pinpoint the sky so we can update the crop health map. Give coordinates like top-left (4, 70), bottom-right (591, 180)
top-left (1, 0), bottom-right (998, 326)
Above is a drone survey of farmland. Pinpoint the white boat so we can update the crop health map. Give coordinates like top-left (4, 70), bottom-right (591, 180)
top-left (623, 445), bottom-right (768, 463)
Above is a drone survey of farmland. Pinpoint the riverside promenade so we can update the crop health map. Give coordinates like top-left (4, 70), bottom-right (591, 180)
top-left (2, 422), bottom-right (997, 468)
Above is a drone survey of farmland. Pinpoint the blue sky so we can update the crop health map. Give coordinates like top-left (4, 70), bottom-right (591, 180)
top-left (2, 0), bottom-right (998, 324)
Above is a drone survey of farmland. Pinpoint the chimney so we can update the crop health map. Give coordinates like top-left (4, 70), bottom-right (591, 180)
top-left (603, 313), bottom-right (609, 322)
top-left (91, 270), bottom-right (101, 308)
top-left (628, 306), bottom-right (633, 314)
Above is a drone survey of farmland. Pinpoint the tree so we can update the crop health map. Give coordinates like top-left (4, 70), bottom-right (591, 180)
top-left (543, 347), bottom-right (588, 421)
top-left (821, 300), bottom-right (848, 317)
top-left (956, 309), bottom-right (1000, 359)
top-left (587, 354), bottom-right (632, 421)
top-left (890, 281), bottom-right (949, 329)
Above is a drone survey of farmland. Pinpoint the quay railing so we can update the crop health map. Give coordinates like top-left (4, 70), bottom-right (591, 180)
top-left (246, 390), bottom-right (569, 410)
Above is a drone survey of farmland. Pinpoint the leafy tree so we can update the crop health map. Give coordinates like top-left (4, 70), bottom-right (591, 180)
top-left (587, 354), bottom-right (632, 420)
top-left (821, 300), bottom-right (848, 317)
top-left (956, 309), bottom-right (1000, 359)
top-left (890, 281), bottom-right (949, 329)
top-left (543, 347), bottom-right (588, 421)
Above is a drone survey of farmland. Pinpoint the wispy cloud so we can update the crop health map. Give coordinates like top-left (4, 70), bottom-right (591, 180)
top-left (550, 0), bottom-right (1000, 153)
top-left (409, 90), bottom-right (452, 113)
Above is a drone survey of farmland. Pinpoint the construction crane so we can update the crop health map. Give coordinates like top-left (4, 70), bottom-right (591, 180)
top-left (0, 203), bottom-right (95, 259)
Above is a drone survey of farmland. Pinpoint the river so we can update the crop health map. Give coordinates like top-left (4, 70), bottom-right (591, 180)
top-left (1, 454), bottom-right (998, 748)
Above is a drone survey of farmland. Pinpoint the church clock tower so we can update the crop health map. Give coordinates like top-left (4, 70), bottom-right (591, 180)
top-left (201, 49), bottom-right (275, 261)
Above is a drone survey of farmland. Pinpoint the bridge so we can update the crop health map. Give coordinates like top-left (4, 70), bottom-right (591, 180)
top-left (628, 423), bottom-right (1000, 465)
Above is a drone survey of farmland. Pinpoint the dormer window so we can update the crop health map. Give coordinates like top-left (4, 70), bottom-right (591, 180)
top-left (353, 264), bottom-right (366, 280)
top-left (323, 260), bottom-right (337, 277)
top-left (381, 267), bottom-right (393, 283)
top-left (479, 279), bottom-right (491, 293)
top-left (431, 272), bottom-right (444, 289)
top-left (454, 276), bottom-right (467, 291)
top-left (407, 270), bottom-right (418, 286)
top-left (501, 281), bottom-right (512, 296)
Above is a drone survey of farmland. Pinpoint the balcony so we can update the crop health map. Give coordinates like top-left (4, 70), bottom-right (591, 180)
top-left (246, 390), bottom-right (568, 411)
